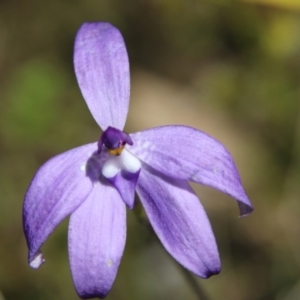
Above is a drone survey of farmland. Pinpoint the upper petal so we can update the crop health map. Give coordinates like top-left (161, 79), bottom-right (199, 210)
top-left (136, 165), bottom-right (220, 278)
top-left (68, 181), bottom-right (126, 299)
top-left (129, 125), bottom-right (253, 216)
top-left (74, 22), bottom-right (130, 131)
top-left (23, 143), bottom-right (98, 267)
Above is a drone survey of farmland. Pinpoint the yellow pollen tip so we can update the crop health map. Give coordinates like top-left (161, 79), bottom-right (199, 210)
top-left (108, 145), bottom-right (125, 156)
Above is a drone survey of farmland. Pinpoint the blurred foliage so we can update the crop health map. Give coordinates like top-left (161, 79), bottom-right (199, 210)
top-left (243, 0), bottom-right (300, 11)
top-left (0, 0), bottom-right (300, 300)
top-left (1, 60), bottom-right (66, 147)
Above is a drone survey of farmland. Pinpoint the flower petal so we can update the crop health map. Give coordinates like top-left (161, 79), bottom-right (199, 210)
top-left (129, 125), bottom-right (253, 216)
top-left (136, 165), bottom-right (220, 278)
top-left (74, 22), bottom-right (130, 131)
top-left (68, 182), bottom-right (126, 299)
top-left (23, 143), bottom-right (98, 267)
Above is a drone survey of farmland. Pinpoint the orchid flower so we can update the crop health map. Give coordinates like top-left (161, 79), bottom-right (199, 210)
top-left (23, 22), bottom-right (253, 299)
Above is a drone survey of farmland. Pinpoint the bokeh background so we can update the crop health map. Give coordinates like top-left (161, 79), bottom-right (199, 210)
top-left (1, 0), bottom-right (300, 299)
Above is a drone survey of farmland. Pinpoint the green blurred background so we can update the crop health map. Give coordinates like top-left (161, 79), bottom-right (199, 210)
top-left (1, 0), bottom-right (300, 299)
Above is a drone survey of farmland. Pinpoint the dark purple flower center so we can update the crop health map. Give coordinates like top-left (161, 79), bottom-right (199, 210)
top-left (98, 126), bottom-right (133, 155)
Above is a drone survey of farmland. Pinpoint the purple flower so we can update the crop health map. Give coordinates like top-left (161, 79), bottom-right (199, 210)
top-left (23, 22), bottom-right (253, 299)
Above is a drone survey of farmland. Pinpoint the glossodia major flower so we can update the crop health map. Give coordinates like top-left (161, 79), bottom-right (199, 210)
top-left (23, 22), bottom-right (253, 299)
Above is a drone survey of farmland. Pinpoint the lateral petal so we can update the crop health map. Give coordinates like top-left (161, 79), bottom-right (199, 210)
top-left (68, 182), bottom-right (126, 299)
top-left (129, 125), bottom-right (253, 216)
top-left (23, 143), bottom-right (99, 267)
top-left (136, 166), bottom-right (220, 278)
top-left (74, 22), bottom-right (130, 131)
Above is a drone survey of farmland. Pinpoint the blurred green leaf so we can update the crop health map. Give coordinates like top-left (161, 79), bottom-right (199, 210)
top-left (261, 14), bottom-right (300, 59)
top-left (1, 59), bottom-right (67, 147)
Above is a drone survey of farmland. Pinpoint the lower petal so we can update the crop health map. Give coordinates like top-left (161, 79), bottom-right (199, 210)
top-left (136, 166), bottom-right (220, 278)
top-left (68, 182), bottom-right (126, 299)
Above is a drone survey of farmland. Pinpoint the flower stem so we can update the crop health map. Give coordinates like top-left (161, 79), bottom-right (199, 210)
top-left (176, 263), bottom-right (212, 300)
top-left (133, 198), bottom-right (213, 300)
